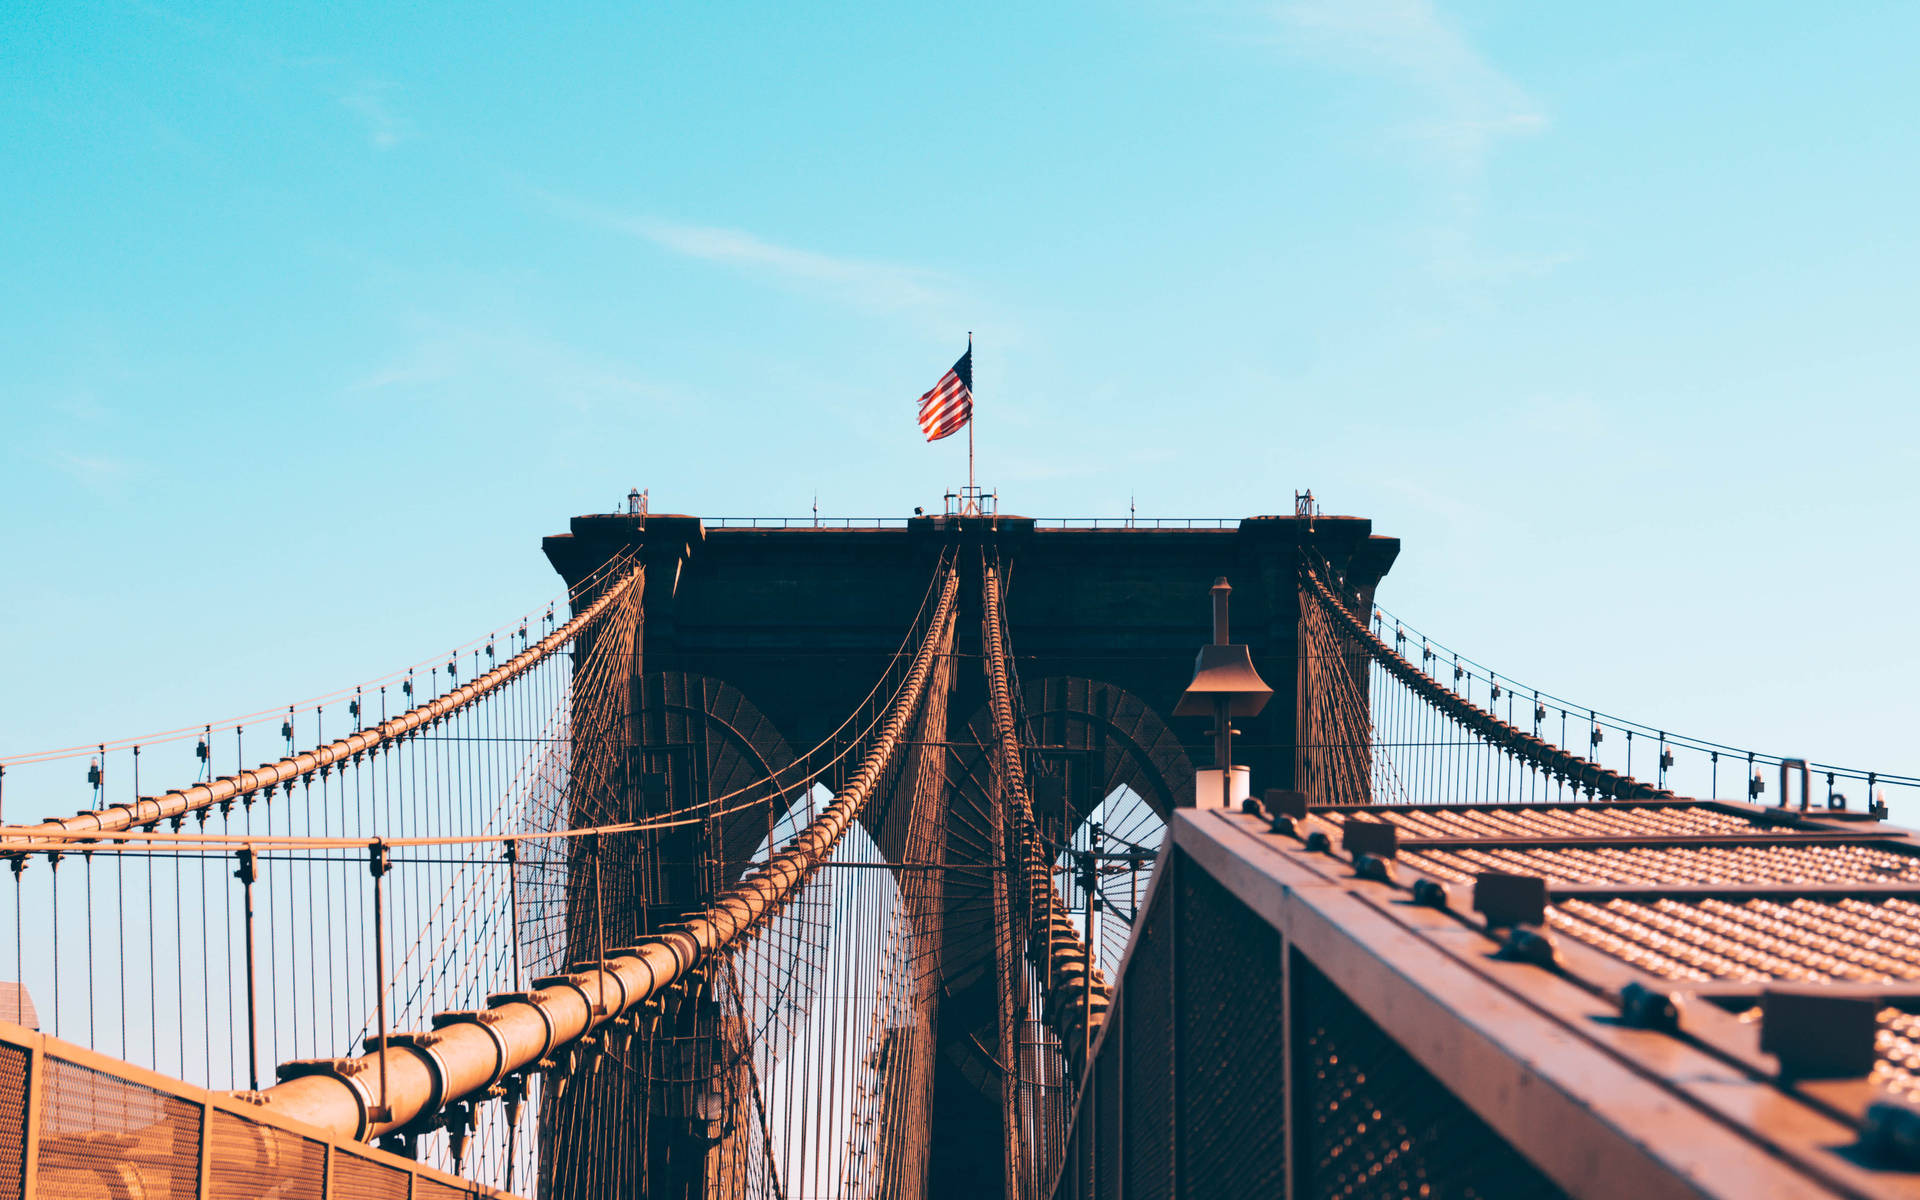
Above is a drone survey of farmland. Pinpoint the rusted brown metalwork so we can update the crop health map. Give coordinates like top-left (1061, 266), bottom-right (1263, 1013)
top-left (1302, 800), bottom-right (1920, 1144)
top-left (1092, 807), bottom-right (1920, 1197)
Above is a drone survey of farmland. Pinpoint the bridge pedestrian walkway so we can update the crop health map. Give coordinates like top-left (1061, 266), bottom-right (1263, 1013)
top-left (5, 507), bottom-right (1919, 1199)
top-left (1055, 794), bottom-right (1920, 1199)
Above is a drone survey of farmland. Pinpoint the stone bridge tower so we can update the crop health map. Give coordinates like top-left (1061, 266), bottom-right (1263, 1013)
top-left (539, 511), bottom-right (1398, 1197)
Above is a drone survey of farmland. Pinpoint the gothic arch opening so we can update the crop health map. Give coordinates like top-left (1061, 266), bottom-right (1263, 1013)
top-left (629, 669), bottom-right (801, 890)
top-left (1053, 783), bottom-right (1167, 980)
top-left (936, 677), bottom-right (1194, 1102)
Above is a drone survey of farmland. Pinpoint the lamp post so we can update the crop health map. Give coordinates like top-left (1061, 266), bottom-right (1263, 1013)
top-left (1174, 577), bottom-right (1273, 807)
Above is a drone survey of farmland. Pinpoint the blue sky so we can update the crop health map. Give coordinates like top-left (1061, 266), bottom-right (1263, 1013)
top-left (4, 2), bottom-right (1918, 810)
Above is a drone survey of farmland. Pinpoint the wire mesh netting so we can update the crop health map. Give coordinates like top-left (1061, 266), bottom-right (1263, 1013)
top-left (36, 1056), bottom-right (203, 1196)
top-left (1174, 856), bottom-right (1286, 1196)
top-left (209, 1108), bottom-right (327, 1199)
top-left (1117, 877), bottom-right (1172, 1200)
top-left (1291, 956), bottom-right (1566, 1200)
top-left (1053, 843), bottom-right (1587, 1200)
top-left (0, 1044), bottom-right (23, 1199)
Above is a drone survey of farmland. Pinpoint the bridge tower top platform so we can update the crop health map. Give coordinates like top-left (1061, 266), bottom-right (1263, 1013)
top-left (543, 511), bottom-right (1400, 799)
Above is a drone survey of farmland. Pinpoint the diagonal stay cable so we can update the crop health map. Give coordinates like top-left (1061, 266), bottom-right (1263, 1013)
top-left (250, 558), bottom-right (959, 1142)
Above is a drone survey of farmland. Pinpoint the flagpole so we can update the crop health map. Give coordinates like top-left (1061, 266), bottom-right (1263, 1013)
top-left (967, 331), bottom-right (975, 511)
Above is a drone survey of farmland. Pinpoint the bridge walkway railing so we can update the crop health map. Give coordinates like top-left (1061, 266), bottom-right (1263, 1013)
top-left (1052, 805), bottom-right (1920, 1199)
top-left (0, 1018), bottom-right (514, 1199)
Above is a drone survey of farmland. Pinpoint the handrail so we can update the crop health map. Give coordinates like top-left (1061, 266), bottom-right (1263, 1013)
top-left (3, 562), bottom-right (646, 845)
top-left (704, 517), bottom-right (914, 529)
top-left (1303, 564), bottom-right (1673, 802)
top-left (688, 516), bottom-right (1248, 530)
top-left (1032, 518), bottom-right (1240, 529)
top-left (0, 548), bottom-right (644, 770)
top-left (1372, 603), bottom-right (1920, 792)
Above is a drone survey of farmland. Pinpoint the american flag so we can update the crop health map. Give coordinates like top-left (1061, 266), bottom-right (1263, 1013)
top-left (916, 345), bottom-right (973, 442)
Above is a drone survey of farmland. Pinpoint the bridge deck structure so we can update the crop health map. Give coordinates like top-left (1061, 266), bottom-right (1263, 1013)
top-left (1, 506), bottom-right (1918, 1199)
top-left (1060, 796), bottom-right (1920, 1199)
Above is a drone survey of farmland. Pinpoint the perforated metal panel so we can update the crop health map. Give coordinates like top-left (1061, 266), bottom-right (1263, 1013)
top-left (1402, 841), bottom-right (1920, 887)
top-left (0, 1036), bottom-right (517, 1200)
top-left (1292, 957), bottom-right (1565, 1199)
top-left (1552, 895), bottom-right (1920, 983)
top-left (332, 1148), bottom-right (415, 1198)
top-left (0, 1045), bottom-right (24, 1200)
top-left (208, 1108), bottom-right (325, 1199)
top-left (1121, 868), bottom-right (1173, 1200)
top-left (36, 1055), bottom-right (201, 1197)
top-left (1370, 803), bottom-right (1764, 841)
top-left (1175, 860), bottom-right (1286, 1196)
top-left (1093, 1015), bottom-right (1121, 1200)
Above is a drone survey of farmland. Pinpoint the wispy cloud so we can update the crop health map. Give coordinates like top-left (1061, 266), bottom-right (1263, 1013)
top-left (349, 316), bottom-right (673, 414)
top-left (1275, 1), bottom-right (1560, 286)
top-left (340, 82), bottom-right (413, 150)
top-left (127, 5), bottom-right (415, 152)
top-left (542, 194), bottom-right (959, 315)
top-left (1280, 0), bottom-right (1545, 173)
top-left (1426, 227), bottom-right (1577, 285)
top-left (51, 452), bottom-right (133, 495)
top-left (53, 389), bottom-right (114, 425)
